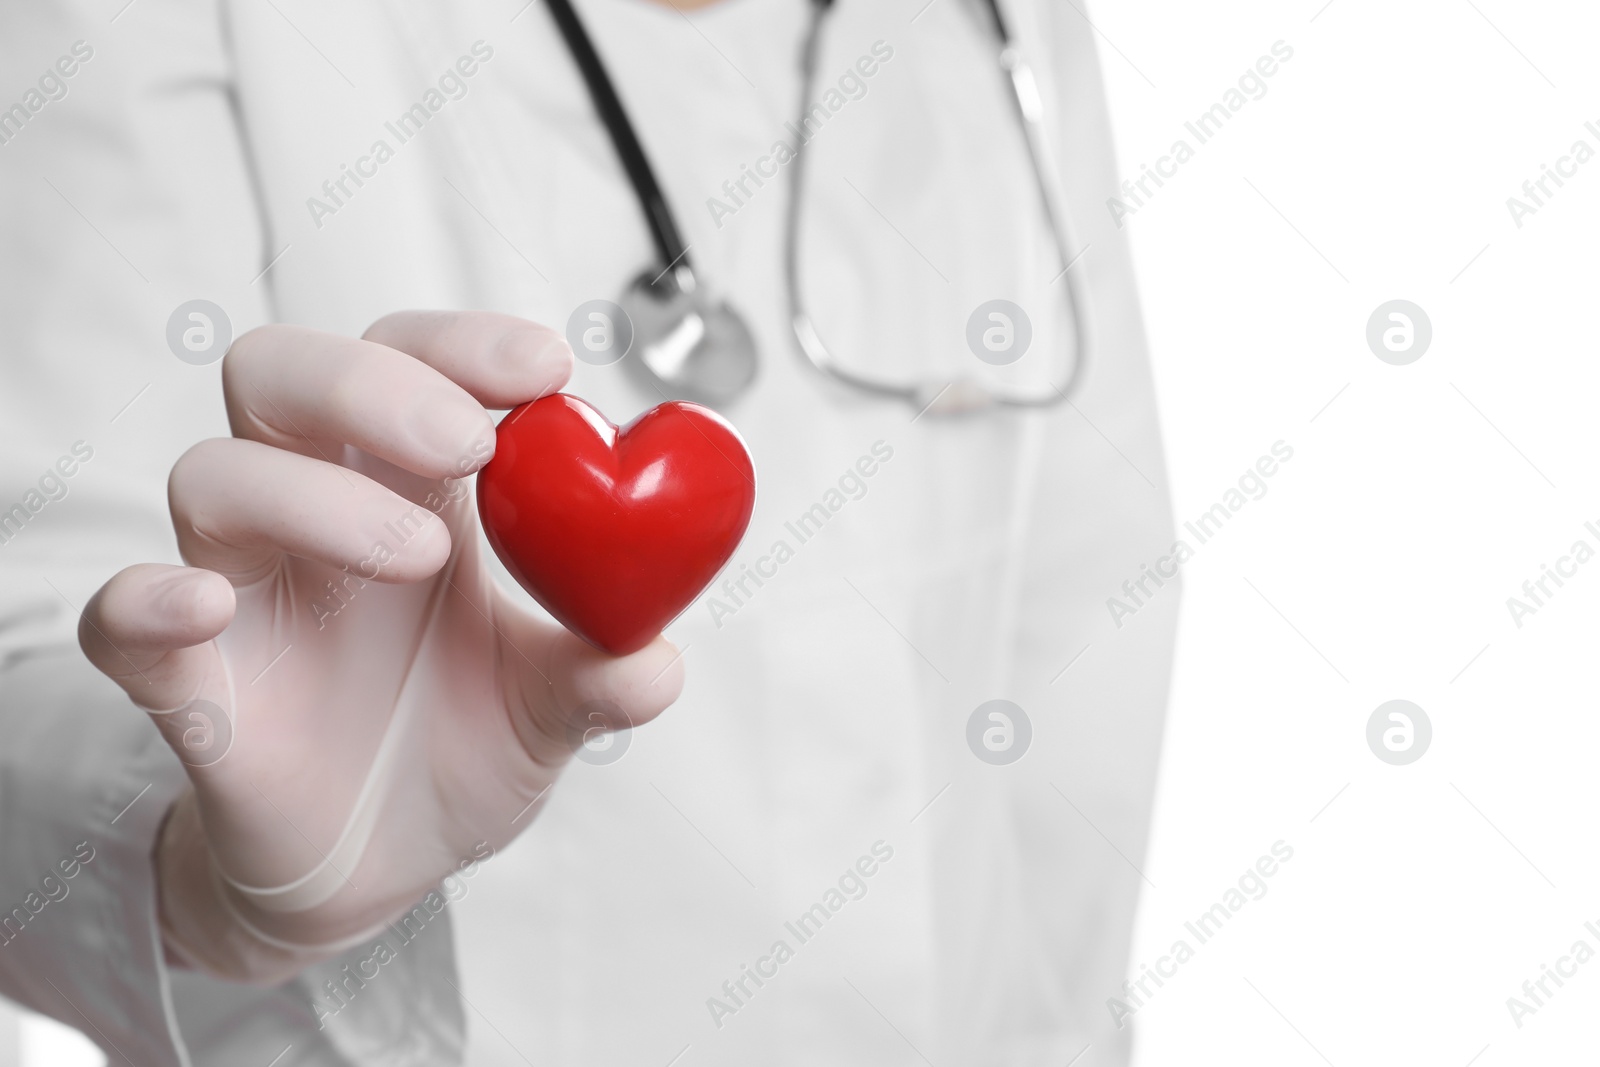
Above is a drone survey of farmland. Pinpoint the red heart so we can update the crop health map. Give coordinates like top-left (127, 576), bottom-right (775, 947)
top-left (477, 394), bottom-right (756, 655)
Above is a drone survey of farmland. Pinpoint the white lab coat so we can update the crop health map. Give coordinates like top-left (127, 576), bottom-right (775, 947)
top-left (0, 0), bottom-right (1178, 1064)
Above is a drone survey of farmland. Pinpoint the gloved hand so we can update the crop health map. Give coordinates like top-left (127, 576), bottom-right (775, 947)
top-left (77, 311), bottom-right (685, 982)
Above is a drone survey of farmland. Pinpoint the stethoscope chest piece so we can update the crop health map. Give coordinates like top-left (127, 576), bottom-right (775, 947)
top-left (618, 267), bottom-right (759, 406)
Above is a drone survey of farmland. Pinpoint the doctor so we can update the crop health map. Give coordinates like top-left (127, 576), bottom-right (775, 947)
top-left (0, 0), bottom-right (1177, 1064)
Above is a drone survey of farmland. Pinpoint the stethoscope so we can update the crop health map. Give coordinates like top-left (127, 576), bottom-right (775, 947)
top-left (544, 0), bottom-right (1089, 415)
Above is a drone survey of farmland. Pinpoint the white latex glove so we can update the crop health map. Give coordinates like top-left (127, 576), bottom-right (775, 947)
top-left (77, 311), bottom-right (685, 982)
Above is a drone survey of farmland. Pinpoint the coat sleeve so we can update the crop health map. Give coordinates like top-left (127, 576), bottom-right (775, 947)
top-left (0, 3), bottom-right (465, 1064)
top-left (0, 1), bottom-right (266, 1063)
top-left (0, 652), bottom-right (196, 1066)
top-left (0, 4), bottom-right (473, 1062)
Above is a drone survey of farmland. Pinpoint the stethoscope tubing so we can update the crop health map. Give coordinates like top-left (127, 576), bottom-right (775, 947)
top-left (547, 0), bottom-right (1089, 412)
top-left (543, 0), bottom-right (694, 275)
top-left (784, 0), bottom-right (1088, 410)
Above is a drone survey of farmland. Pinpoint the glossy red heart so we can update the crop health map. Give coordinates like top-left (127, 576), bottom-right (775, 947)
top-left (477, 393), bottom-right (756, 655)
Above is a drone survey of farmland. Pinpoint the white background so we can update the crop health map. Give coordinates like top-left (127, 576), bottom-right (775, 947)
top-left (3, 2), bottom-right (1597, 1065)
top-left (1098, 1), bottom-right (1600, 1064)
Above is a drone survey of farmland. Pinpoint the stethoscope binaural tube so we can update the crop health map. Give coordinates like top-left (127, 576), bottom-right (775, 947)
top-left (784, 0), bottom-right (1090, 414)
